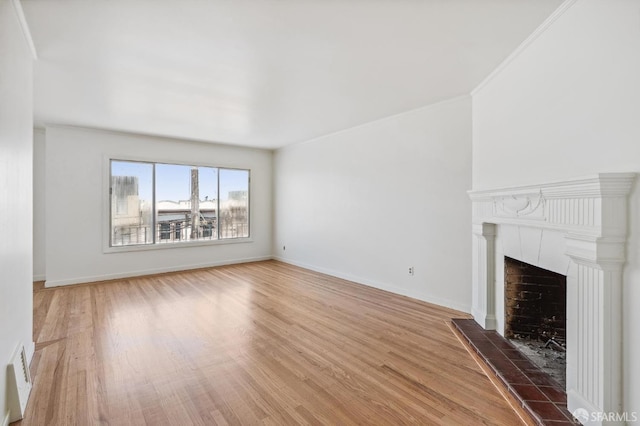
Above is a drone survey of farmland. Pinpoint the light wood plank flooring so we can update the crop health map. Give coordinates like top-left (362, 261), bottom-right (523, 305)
top-left (18, 260), bottom-right (522, 425)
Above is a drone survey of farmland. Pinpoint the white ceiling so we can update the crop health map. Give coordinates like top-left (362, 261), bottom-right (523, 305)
top-left (22, 0), bottom-right (563, 149)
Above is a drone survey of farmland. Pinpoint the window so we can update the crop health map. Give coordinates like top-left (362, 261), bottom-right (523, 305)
top-left (111, 162), bottom-right (153, 246)
top-left (110, 160), bottom-right (249, 247)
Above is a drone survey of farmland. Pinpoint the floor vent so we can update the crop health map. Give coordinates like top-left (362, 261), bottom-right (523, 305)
top-left (7, 343), bottom-right (32, 422)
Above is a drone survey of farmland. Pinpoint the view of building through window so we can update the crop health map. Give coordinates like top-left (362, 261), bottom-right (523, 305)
top-left (110, 160), bottom-right (249, 247)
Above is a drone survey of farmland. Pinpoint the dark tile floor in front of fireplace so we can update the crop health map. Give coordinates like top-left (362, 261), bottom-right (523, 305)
top-left (452, 319), bottom-right (579, 425)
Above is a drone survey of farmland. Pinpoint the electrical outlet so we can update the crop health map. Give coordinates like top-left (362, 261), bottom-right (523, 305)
top-left (408, 267), bottom-right (414, 276)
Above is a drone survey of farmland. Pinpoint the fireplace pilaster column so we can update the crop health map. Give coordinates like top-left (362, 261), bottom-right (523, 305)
top-left (472, 222), bottom-right (497, 330)
top-left (565, 235), bottom-right (625, 425)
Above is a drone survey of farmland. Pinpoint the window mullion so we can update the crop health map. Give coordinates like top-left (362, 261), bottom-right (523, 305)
top-left (152, 163), bottom-right (156, 244)
top-left (217, 168), bottom-right (221, 240)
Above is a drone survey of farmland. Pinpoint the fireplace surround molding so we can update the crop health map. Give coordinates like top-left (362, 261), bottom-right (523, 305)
top-left (468, 173), bottom-right (636, 425)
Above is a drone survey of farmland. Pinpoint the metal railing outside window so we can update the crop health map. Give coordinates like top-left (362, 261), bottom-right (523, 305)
top-left (110, 160), bottom-right (250, 248)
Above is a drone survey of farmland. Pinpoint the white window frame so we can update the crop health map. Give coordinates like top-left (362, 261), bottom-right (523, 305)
top-left (102, 155), bottom-right (252, 254)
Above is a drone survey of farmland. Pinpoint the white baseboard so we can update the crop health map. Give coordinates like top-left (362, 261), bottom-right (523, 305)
top-left (274, 256), bottom-right (471, 314)
top-left (2, 411), bottom-right (10, 426)
top-left (42, 254), bottom-right (471, 313)
top-left (33, 274), bottom-right (45, 282)
top-left (44, 256), bottom-right (272, 287)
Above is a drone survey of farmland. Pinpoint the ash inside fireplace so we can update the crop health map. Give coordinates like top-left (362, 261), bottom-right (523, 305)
top-left (510, 337), bottom-right (566, 388)
top-left (504, 257), bottom-right (567, 388)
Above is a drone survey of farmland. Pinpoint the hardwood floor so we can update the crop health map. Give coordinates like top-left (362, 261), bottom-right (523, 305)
top-left (18, 260), bottom-right (522, 425)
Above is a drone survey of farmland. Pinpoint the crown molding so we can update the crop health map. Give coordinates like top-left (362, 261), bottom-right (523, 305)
top-left (471, 0), bottom-right (578, 96)
top-left (11, 0), bottom-right (37, 60)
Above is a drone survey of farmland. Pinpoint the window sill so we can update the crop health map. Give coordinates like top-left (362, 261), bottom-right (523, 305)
top-left (103, 237), bottom-right (253, 254)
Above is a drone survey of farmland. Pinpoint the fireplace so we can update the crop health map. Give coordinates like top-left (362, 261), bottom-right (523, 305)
top-left (468, 173), bottom-right (635, 425)
top-left (504, 256), bottom-right (567, 387)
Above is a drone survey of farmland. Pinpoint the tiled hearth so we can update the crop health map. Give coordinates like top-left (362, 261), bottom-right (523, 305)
top-left (452, 319), bottom-right (578, 425)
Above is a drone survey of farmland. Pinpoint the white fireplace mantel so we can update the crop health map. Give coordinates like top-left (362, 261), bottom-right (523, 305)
top-left (468, 173), bottom-right (635, 425)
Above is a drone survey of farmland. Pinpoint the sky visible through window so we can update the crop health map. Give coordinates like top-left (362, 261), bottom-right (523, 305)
top-left (111, 161), bottom-right (248, 202)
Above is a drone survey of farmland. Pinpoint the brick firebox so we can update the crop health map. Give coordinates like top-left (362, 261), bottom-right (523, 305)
top-left (504, 256), bottom-right (566, 346)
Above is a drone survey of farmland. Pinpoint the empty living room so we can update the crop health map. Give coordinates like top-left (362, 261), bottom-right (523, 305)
top-left (2, 0), bottom-right (639, 425)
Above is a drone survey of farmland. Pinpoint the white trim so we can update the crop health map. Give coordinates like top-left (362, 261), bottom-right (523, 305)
top-left (2, 411), bottom-right (9, 426)
top-left (275, 256), bottom-right (471, 314)
top-left (469, 172), bottom-right (636, 199)
top-left (33, 274), bottom-right (45, 281)
top-left (44, 256), bottom-right (272, 287)
top-left (469, 173), bottom-right (636, 238)
top-left (11, 0), bottom-right (37, 60)
top-left (471, 0), bottom-right (578, 96)
top-left (104, 237), bottom-right (254, 254)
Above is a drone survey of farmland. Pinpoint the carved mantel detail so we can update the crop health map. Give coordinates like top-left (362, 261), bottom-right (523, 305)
top-left (494, 191), bottom-right (545, 219)
top-left (468, 173), bottom-right (636, 426)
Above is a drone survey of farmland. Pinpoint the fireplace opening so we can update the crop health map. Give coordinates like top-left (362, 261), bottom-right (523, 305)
top-left (504, 256), bottom-right (567, 388)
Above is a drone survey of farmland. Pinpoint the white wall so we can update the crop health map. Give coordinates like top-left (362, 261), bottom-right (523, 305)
top-left (43, 126), bottom-right (273, 286)
top-left (274, 96), bottom-right (472, 312)
top-left (0, 0), bottom-right (34, 422)
top-left (33, 128), bottom-right (45, 281)
top-left (472, 0), bottom-right (640, 415)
